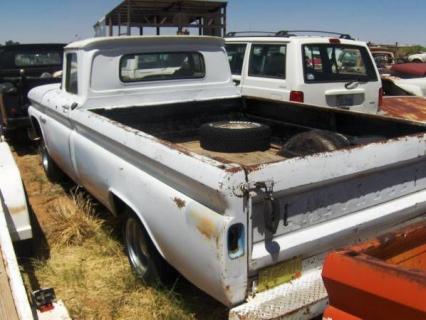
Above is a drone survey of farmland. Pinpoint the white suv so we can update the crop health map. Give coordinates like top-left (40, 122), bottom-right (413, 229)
top-left (225, 31), bottom-right (382, 114)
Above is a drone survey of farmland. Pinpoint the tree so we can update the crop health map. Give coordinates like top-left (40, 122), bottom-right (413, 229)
top-left (5, 40), bottom-right (20, 46)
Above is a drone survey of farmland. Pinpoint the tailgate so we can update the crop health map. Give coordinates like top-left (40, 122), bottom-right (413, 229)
top-left (247, 134), bottom-right (426, 273)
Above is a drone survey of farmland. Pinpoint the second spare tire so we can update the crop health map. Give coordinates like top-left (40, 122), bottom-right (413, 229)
top-left (200, 121), bottom-right (271, 153)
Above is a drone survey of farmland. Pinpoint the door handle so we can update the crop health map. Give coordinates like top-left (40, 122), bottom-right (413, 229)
top-left (62, 105), bottom-right (69, 110)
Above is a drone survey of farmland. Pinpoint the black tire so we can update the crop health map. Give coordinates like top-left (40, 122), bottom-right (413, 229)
top-left (39, 139), bottom-right (63, 182)
top-left (200, 121), bottom-right (271, 153)
top-left (123, 210), bottom-right (177, 285)
top-left (280, 130), bottom-right (350, 158)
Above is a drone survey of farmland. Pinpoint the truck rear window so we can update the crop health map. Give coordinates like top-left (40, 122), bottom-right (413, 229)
top-left (120, 52), bottom-right (205, 82)
top-left (15, 52), bottom-right (62, 67)
top-left (303, 44), bottom-right (377, 83)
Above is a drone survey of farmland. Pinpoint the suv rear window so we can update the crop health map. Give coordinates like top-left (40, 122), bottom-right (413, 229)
top-left (303, 44), bottom-right (377, 83)
top-left (120, 52), bottom-right (205, 82)
top-left (225, 44), bottom-right (247, 75)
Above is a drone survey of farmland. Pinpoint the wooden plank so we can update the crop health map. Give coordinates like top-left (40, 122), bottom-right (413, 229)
top-left (0, 249), bottom-right (19, 320)
top-left (177, 140), bottom-right (284, 166)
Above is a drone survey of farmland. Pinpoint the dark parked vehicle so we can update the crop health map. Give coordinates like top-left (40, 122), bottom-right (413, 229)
top-left (0, 44), bottom-right (65, 134)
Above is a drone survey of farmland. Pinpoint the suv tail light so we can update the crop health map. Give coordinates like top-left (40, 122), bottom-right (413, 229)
top-left (290, 91), bottom-right (304, 103)
top-left (379, 87), bottom-right (384, 108)
top-left (329, 38), bottom-right (341, 44)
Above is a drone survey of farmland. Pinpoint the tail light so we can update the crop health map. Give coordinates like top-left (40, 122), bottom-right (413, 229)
top-left (290, 91), bottom-right (304, 103)
top-left (329, 38), bottom-right (341, 44)
top-left (10, 107), bottom-right (17, 116)
top-left (228, 223), bottom-right (245, 259)
top-left (379, 87), bottom-right (384, 108)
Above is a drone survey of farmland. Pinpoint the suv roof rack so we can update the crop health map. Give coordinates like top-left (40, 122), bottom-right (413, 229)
top-left (226, 30), bottom-right (354, 40)
top-left (225, 31), bottom-right (276, 37)
top-left (275, 30), bottom-right (354, 40)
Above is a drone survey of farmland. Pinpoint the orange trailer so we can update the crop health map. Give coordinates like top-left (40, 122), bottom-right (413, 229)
top-left (322, 221), bottom-right (426, 320)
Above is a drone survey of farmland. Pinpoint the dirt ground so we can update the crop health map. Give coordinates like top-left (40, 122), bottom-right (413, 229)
top-left (11, 142), bottom-right (228, 320)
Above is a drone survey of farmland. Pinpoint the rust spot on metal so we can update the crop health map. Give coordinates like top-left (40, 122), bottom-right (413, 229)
top-left (381, 97), bottom-right (426, 122)
top-left (173, 197), bottom-right (186, 209)
top-left (196, 216), bottom-right (217, 240)
top-left (7, 205), bottom-right (26, 215)
top-left (225, 166), bottom-right (243, 174)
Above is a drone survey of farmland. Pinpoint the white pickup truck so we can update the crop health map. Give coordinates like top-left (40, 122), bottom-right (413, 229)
top-left (225, 31), bottom-right (382, 114)
top-left (28, 36), bottom-right (426, 319)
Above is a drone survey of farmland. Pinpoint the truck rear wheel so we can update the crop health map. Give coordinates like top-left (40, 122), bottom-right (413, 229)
top-left (124, 211), bottom-right (177, 285)
top-left (40, 139), bottom-right (63, 182)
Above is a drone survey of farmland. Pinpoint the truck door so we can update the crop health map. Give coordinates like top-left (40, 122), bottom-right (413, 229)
top-left (40, 52), bottom-right (78, 181)
top-left (241, 43), bottom-right (289, 101)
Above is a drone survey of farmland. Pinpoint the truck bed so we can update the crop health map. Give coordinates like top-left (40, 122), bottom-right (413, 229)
top-left (322, 221), bottom-right (426, 320)
top-left (92, 97), bottom-right (425, 167)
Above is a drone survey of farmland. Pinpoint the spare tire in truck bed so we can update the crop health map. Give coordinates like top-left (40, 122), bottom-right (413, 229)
top-left (200, 121), bottom-right (271, 153)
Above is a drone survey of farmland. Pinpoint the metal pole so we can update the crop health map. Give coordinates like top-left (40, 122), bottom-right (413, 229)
top-left (139, 27), bottom-right (143, 35)
top-left (127, 0), bottom-right (131, 35)
top-left (223, 5), bottom-right (227, 37)
top-left (118, 12), bottom-right (121, 36)
top-left (155, 16), bottom-right (160, 35)
top-left (109, 17), bottom-right (113, 36)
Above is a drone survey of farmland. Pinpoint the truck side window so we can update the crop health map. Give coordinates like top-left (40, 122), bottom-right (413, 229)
top-left (225, 44), bottom-right (247, 75)
top-left (65, 53), bottom-right (78, 94)
top-left (248, 44), bottom-right (286, 79)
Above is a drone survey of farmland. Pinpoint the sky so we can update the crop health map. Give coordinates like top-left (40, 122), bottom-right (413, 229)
top-left (0, 0), bottom-right (425, 45)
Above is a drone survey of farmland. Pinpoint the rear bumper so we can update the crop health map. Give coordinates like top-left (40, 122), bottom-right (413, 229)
top-left (229, 268), bottom-right (328, 320)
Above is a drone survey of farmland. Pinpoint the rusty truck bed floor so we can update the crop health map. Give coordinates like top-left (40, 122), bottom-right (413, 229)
top-left (176, 139), bottom-right (285, 166)
top-left (381, 96), bottom-right (426, 122)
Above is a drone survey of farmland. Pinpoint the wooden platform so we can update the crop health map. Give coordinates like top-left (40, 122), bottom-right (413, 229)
top-left (177, 140), bottom-right (285, 166)
top-left (0, 248), bottom-right (19, 320)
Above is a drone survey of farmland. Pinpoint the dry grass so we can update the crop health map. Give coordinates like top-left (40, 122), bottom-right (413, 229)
top-left (46, 191), bottom-right (102, 247)
top-left (33, 191), bottom-right (199, 320)
top-left (12, 150), bottom-right (226, 320)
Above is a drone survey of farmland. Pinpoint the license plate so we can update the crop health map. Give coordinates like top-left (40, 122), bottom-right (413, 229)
top-left (335, 94), bottom-right (354, 107)
top-left (257, 257), bottom-right (302, 292)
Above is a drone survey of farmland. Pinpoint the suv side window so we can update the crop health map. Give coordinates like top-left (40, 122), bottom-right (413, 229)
top-left (225, 44), bottom-right (247, 75)
top-left (249, 44), bottom-right (286, 79)
top-left (65, 53), bottom-right (78, 94)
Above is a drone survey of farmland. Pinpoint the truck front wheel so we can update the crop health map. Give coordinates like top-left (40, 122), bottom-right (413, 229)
top-left (40, 139), bottom-right (63, 182)
top-left (124, 211), bottom-right (177, 285)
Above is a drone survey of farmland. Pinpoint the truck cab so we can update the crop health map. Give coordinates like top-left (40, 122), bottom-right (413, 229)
top-left (225, 31), bottom-right (382, 114)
